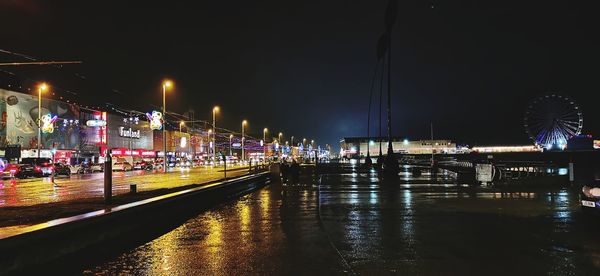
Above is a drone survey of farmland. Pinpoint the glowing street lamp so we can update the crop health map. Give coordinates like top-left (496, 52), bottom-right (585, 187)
top-left (179, 121), bottom-right (185, 133)
top-left (212, 106), bottom-right (219, 161)
top-left (241, 120), bottom-right (248, 162)
top-left (162, 79), bottom-right (173, 172)
top-left (263, 128), bottom-right (268, 161)
top-left (37, 82), bottom-right (48, 158)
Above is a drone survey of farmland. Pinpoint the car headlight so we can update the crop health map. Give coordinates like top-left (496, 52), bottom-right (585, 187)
top-left (582, 186), bottom-right (600, 198)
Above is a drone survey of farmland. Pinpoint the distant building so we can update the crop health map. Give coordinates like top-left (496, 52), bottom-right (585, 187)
top-left (340, 137), bottom-right (458, 158)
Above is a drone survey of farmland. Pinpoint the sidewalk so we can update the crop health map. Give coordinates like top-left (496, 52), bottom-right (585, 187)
top-left (0, 166), bottom-right (253, 231)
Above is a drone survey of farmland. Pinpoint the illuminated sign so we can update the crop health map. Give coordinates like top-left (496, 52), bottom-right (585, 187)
top-left (118, 127), bottom-right (141, 139)
top-left (86, 119), bottom-right (107, 127)
top-left (110, 148), bottom-right (155, 157)
top-left (41, 114), bottom-right (58, 133)
top-left (145, 111), bottom-right (163, 130)
top-left (232, 142), bottom-right (241, 148)
top-left (180, 137), bottom-right (187, 148)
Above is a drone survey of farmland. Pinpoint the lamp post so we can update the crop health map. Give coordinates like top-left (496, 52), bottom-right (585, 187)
top-left (291, 136), bottom-right (294, 157)
top-left (229, 134), bottom-right (233, 157)
top-left (162, 80), bottom-right (172, 173)
top-left (37, 83), bottom-right (48, 158)
top-left (212, 106), bottom-right (219, 162)
top-left (263, 128), bottom-right (268, 162)
top-left (179, 121), bottom-right (185, 133)
top-left (241, 120), bottom-right (247, 162)
top-left (207, 129), bottom-right (212, 163)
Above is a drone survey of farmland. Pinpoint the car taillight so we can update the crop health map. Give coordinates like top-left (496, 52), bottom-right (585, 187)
top-left (35, 166), bottom-right (41, 171)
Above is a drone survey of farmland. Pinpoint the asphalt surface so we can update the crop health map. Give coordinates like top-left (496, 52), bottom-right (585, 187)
top-left (84, 168), bottom-right (600, 275)
top-left (0, 165), bottom-right (248, 207)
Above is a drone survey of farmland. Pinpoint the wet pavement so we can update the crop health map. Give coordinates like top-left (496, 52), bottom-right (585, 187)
top-left (0, 166), bottom-right (248, 207)
top-left (84, 167), bottom-right (600, 275)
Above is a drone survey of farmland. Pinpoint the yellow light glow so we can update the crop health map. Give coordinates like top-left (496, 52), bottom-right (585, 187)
top-left (213, 106), bottom-right (220, 113)
top-left (242, 120), bottom-right (248, 125)
top-left (179, 121), bottom-right (185, 126)
top-left (229, 134), bottom-right (234, 139)
top-left (38, 82), bottom-right (48, 92)
top-left (263, 128), bottom-right (268, 133)
top-left (208, 129), bottom-right (212, 133)
top-left (163, 80), bottom-right (173, 88)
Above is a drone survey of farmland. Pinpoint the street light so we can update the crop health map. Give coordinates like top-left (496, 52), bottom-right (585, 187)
top-left (229, 134), bottom-right (233, 156)
top-left (37, 82), bottom-right (48, 158)
top-left (208, 129), bottom-right (212, 160)
top-left (263, 128), bottom-right (268, 162)
top-left (162, 79), bottom-right (173, 173)
top-left (241, 120), bottom-right (247, 162)
top-left (212, 106), bottom-right (219, 161)
top-left (179, 121), bottom-right (185, 133)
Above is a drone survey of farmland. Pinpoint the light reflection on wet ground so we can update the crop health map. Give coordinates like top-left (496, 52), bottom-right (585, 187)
top-left (86, 169), bottom-right (600, 275)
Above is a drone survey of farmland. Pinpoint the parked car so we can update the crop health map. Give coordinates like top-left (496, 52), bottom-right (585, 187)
top-left (2, 164), bottom-right (35, 179)
top-left (53, 163), bottom-right (71, 176)
top-left (133, 161), bottom-right (150, 170)
top-left (133, 161), bottom-right (153, 170)
top-left (20, 157), bottom-right (53, 177)
top-left (113, 161), bottom-right (132, 171)
top-left (90, 163), bottom-right (104, 173)
top-left (69, 164), bottom-right (82, 174)
top-left (581, 182), bottom-right (600, 212)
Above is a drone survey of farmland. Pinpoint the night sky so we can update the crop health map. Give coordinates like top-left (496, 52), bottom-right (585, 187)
top-left (1, 0), bottom-right (599, 148)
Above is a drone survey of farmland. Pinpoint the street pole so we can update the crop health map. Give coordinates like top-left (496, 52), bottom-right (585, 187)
top-left (241, 120), bottom-right (246, 162)
top-left (263, 128), bottom-right (268, 163)
top-left (37, 83), bottom-right (47, 158)
top-left (162, 81), bottom-right (171, 173)
top-left (229, 134), bottom-right (233, 156)
top-left (213, 106), bottom-right (219, 163)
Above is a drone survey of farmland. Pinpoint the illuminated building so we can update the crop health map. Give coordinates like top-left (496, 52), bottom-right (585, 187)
top-left (340, 137), bottom-right (457, 158)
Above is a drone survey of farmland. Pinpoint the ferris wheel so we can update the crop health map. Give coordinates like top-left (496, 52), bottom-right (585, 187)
top-left (524, 94), bottom-right (583, 149)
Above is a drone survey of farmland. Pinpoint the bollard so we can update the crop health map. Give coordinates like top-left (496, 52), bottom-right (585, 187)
top-left (130, 184), bottom-right (137, 194)
top-left (104, 153), bottom-right (112, 204)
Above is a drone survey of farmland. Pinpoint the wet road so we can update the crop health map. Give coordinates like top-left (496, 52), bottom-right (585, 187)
top-left (85, 169), bottom-right (600, 275)
top-left (0, 165), bottom-right (248, 207)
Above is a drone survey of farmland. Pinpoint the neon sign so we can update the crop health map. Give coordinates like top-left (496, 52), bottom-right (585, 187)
top-left (180, 137), bottom-right (187, 148)
top-left (41, 114), bottom-right (58, 133)
top-left (146, 111), bottom-right (163, 130)
top-left (86, 119), bottom-right (107, 127)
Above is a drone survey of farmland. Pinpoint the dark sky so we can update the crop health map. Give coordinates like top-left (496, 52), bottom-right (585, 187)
top-left (1, 0), bottom-right (599, 148)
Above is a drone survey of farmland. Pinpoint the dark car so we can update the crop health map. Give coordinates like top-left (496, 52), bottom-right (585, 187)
top-left (53, 163), bottom-right (71, 176)
top-left (20, 157), bottom-right (54, 177)
top-left (2, 164), bottom-right (35, 179)
top-left (581, 182), bottom-right (600, 212)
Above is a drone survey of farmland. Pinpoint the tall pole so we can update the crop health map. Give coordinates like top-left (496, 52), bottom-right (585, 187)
top-left (278, 132), bottom-right (283, 159)
top-left (212, 106), bottom-right (219, 162)
top-left (162, 81), bottom-right (171, 173)
top-left (241, 120), bottom-right (247, 162)
top-left (263, 128), bottom-right (268, 162)
top-left (37, 86), bottom-right (42, 158)
top-left (229, 134), bottom-right (233, 156)
top-left (386, 32), bottom-right (393, 158)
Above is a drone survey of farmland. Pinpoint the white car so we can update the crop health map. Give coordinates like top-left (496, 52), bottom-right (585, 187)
top-left (90, 163), bottom-right (104, 172)
top-left (69, 164), bottom-right (83, 174)
top-left (112, 162), bottom-right (132, 171)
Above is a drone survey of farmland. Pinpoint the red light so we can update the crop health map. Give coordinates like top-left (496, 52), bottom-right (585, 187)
top-left (35, 166), bottom-right (41, 171)
top-left (9, 169), bottom-right (17, 174)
